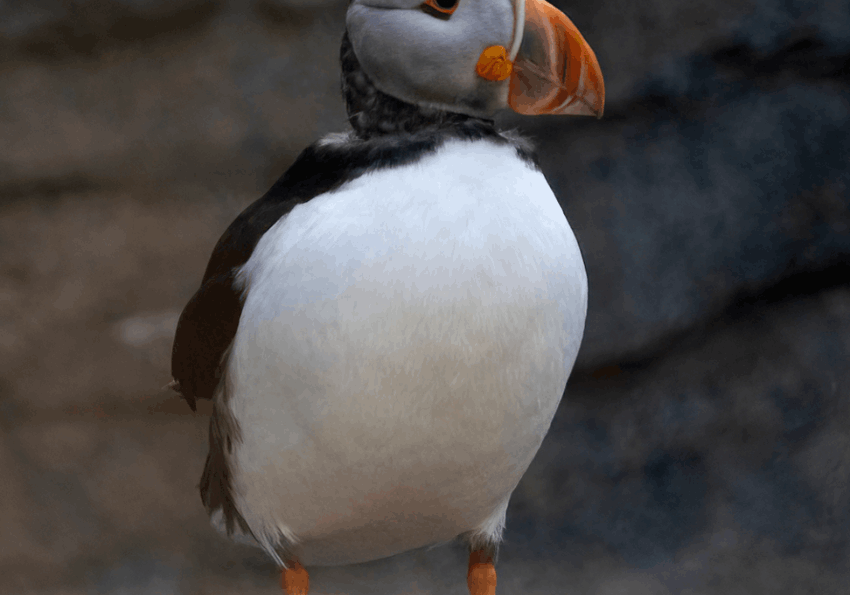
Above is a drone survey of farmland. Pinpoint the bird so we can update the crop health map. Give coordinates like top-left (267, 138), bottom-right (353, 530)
top-left (170, 0), bottom-right (603, 593)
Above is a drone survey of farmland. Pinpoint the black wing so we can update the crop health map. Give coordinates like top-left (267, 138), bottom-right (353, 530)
top-left (171, 200), bottom-right (289, 410)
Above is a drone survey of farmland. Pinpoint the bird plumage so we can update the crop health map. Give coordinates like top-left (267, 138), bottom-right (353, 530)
top-left (223, 135), bottom-right (586, 566)
top-left (171, 1), bottom-right (603, 592)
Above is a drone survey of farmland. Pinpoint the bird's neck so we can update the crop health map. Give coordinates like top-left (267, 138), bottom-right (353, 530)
top-left (340, 32), bottom-right (494, 139)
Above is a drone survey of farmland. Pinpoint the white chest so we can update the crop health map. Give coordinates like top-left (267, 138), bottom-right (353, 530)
top-left (225, 139), bottom-right (587, 565)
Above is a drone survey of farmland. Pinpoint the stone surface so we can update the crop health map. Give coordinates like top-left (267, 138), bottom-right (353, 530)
top-left (0, 0), bottom-right (222, 46)
top-left (511, 286), bottom-right (850, 577)
top-left (0, 2), bottom-right (346, 198)
top-left (523, 71), bottom-right (850, 367)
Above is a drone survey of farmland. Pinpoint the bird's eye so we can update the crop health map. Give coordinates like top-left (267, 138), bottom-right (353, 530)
top-left (421, 0), bottom-right (459, 17)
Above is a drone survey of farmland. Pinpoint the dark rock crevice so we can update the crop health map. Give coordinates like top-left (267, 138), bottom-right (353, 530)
top-left (574, 261), bottom-right (850, 379)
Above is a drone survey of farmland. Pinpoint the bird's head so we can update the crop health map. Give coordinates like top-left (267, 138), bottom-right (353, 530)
top-left (345, 0), bottom-right (604, 124)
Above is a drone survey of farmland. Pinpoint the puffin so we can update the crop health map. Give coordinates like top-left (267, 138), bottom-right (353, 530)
top-left (170, 0), bottom-right (604, 593)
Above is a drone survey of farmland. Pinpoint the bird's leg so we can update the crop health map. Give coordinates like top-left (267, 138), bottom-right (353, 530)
top-left (467, 549), bottom-right (497, 595)
top-left (281, 560), bottom-right (309, 595)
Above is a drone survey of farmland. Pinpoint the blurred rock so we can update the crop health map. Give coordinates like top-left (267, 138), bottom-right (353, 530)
top-left (512, 285), bottom-right (850, 575)
top-left (0, 2), bottom-right (346, 198)
top-left (114, 311), bottom-right (179, 348)
top-left (554, 0), bottom-right (850, 108)
top-left (551, 0), bottom-right (752, 107)
top-left (0, 0), bottom-right (222, 53)
top-left (0, 190), bottom-right (241, 412)
top-left (522, 53), bottom-right (850, 368)
top-left (0, 1), bottom-right (68, 39)
top-left (257, 0), bottom-right (345, 9)
top-left (1, 416), bottom-right (209, 592)
top-left (737, 0), bottom-right (850, 54)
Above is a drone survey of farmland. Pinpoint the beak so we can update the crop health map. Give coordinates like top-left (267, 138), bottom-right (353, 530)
top-left (507, 0), bottom-right (605, 118)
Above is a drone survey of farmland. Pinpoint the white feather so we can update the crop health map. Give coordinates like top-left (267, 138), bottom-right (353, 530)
top-left (225, 138), bottom-right (587, 566)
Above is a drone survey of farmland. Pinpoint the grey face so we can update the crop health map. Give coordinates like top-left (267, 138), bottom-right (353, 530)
top-left (347, 0), bottom-right (517, 117)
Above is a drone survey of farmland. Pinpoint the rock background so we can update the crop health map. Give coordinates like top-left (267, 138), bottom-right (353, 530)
top-left (1, 1), bottom-right (848, 593)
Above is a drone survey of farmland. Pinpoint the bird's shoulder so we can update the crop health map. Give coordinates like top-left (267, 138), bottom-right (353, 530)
top-left (169, 134), bottom-right (352, 408)
top-left (169, 125), bottom-right (537, 409)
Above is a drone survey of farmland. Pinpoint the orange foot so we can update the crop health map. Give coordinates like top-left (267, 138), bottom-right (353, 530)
top-left (467, 550), bottom-right (497, 595)
top-left (281, 560), bottom-right (309, 595)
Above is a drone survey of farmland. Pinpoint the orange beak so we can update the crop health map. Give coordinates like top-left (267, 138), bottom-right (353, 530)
top-left (506, 0), bottom-right (604, 117)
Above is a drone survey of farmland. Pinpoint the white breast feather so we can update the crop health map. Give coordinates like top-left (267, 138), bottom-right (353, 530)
top-left (224, 139), bottom-right (587, 565)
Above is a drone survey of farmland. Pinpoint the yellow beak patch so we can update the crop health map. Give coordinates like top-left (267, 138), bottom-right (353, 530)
top-left (475, 45), bottom-right (513, 82)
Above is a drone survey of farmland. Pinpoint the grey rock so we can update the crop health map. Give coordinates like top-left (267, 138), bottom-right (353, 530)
top-left (92, 556), bottom-right (183, 595)
top-left (0, 0), bottom-right (222, 60)
top-left (518, 71), bottom-right (850, 368)
top-left (0, 1), bottom-right (66, 38)
top-left (256, 0), bottom-right (345, 9)
top-left (510, 286), bottom-right (850, 580)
